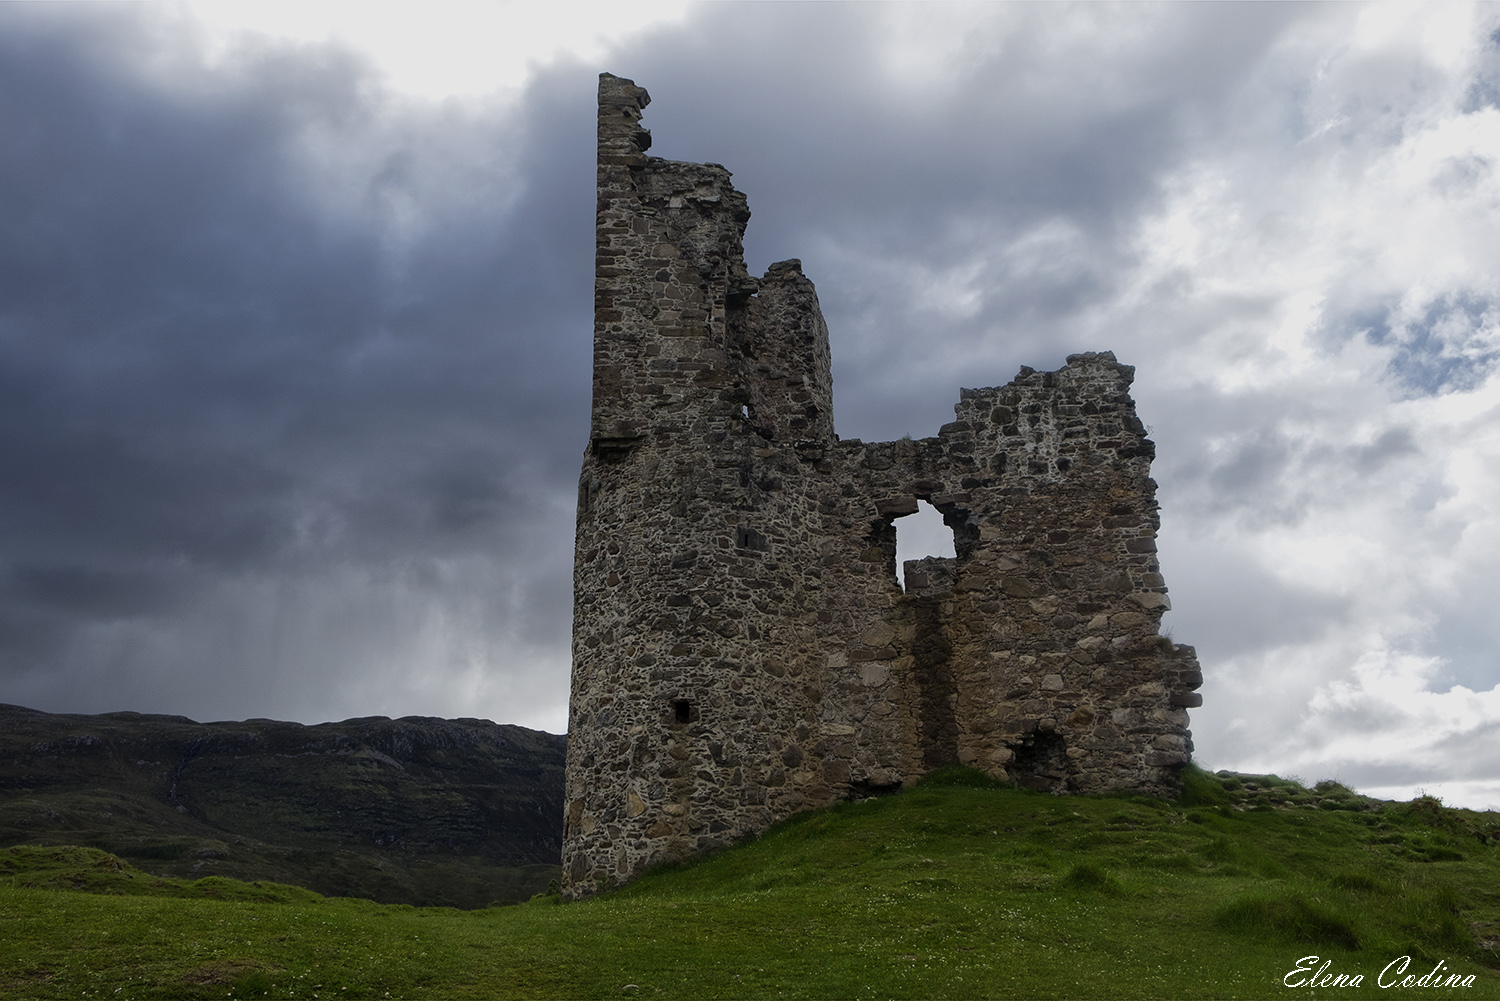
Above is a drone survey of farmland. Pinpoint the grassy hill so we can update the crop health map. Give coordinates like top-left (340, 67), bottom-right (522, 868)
top-left (0, 703), bottom-right (565, 909)
top-left (2, 767), bottom-right (1498, 999)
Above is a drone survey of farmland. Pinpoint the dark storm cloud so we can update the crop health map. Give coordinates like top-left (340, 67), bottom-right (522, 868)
top-left (0, 7), bottom-right (599, 720)
top-left (9, 564), bottom-right (179, 620)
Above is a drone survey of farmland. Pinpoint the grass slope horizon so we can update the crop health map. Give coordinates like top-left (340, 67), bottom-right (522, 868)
top-left (3, 766), bottom-right (1498, 999)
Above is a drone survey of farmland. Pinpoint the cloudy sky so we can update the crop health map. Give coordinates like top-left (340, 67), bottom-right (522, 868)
top-left (3, 2), bottom-right (1498, 809)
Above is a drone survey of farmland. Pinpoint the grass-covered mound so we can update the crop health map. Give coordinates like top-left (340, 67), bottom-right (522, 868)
top-left (2, 767), bottom-right (1497, 999)
top-left (0, 845), bottom-right (325, 905)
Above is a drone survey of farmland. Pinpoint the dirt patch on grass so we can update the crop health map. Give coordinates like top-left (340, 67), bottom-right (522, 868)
top-left (181, 958), bottom-right (283, 986)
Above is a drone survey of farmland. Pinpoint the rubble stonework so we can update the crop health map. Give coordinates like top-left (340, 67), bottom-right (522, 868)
top-left (563, 73), bottom-right (1203, 898)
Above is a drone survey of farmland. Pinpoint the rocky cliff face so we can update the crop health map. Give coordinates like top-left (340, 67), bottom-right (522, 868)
top-left (0, 703), bottom-right (565, 908)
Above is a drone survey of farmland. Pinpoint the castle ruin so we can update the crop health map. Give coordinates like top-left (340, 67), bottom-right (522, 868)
top-left (563, 74), bottom-right (1203, 898)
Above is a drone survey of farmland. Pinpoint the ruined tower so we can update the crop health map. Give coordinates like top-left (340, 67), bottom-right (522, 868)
top-left (563, 74), bottom-right (1203, 898)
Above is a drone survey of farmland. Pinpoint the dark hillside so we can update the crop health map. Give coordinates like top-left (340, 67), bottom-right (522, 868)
top-left (0, 703), bottom-right (565, 907)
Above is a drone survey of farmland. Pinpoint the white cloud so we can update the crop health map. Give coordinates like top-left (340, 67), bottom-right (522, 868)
top-left (183, 0), bottom-right (691, 99)
top-left (1119, 3), bottom-right (1500, 805)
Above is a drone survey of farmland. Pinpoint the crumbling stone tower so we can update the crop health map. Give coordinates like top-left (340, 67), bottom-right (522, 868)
top-left (563, 74), bottom-right (1203, 898)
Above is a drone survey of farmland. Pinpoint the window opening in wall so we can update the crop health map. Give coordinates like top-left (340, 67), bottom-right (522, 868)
top-left (894, 500), bottom-right (957, 591)
top-left (735, 525), bottom-right (768, 551)
top-left (672, 699), bottom-right (693, 725)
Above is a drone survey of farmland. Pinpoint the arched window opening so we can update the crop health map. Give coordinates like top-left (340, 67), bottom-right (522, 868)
top-left (894, 500), bottom-right (957, 591)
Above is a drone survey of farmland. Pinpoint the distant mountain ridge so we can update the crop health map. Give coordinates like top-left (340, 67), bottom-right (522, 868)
top-left (0, 703), bottom-right (566, 908)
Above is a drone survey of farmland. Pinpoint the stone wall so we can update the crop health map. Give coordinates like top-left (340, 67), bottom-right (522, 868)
top-left (563, 74), bottom-right (1202, 898)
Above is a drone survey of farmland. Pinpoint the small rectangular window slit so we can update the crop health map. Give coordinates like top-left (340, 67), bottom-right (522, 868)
top-left (671, 699), bottom-right (692, 724)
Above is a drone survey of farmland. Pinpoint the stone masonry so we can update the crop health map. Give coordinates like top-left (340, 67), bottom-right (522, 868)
top-left (563, 74), bottom-right (1203, 898)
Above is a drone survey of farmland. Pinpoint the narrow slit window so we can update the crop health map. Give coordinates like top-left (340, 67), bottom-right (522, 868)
top-left (735, 526), bottom-right (768, 551)
top-left (672, 699), bottom-right (693, 724)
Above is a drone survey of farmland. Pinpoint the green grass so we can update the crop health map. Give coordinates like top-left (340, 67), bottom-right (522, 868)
top-left (2, 768), bottom-right (1498, 998)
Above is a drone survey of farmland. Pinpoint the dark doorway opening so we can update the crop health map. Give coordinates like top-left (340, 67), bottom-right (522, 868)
top-left (1010, 731), bottom-right (1072, 793)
